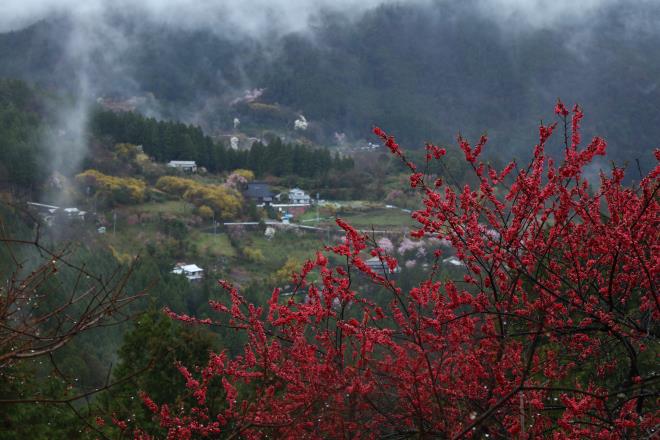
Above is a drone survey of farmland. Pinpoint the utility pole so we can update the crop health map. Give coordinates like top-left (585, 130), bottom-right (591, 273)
top-left (316, 193), bottom-right (320, 224)
top-left (113, 211), bottom-right (117, 235)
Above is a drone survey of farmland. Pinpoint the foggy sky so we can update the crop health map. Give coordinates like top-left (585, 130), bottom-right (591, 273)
top-left (2, 0), bottom-right (656, 184)
top-left (0, 0), bottom-right (637, 36)
top-left (1, 0), bottom-right (409, 35)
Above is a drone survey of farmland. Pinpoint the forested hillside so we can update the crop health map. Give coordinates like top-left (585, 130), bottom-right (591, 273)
top-left (1, 2), bottom-right (659, 168)
top-left (0, 79), bottom-right (44, 191)
top-left (90, 110), bottom-right (353, 177)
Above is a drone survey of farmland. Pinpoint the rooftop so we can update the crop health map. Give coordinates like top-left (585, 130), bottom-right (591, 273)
top-left (173, 263), bottom-right (204, 273)
top-left (245, 182), bottom-right (274, 199)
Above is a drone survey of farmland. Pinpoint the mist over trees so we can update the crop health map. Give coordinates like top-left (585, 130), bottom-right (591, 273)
top-left (90, 109), bottom-right (354, 177)
top-left (0, 79), bottom-right (43, 191)
top-left (1, 1), bottom-right (659, 168)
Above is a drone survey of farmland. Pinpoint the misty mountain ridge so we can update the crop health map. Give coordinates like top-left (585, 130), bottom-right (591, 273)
top-left (1, 1), bottom-right (659, 169)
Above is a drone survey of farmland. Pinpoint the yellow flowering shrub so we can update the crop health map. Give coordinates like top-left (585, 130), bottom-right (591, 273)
top-left (76, 169), bottom-right (146, 205)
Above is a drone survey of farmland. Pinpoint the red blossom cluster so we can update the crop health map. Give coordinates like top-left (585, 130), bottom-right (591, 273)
top-left (125, 102), bottom-right (658, 439)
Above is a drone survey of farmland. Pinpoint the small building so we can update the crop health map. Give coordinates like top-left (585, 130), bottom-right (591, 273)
top-left (442, 256), bottom-right (466, 267)
top-left (167, 160), bottom-right (198, 173)
top-left (288, 188), bottom-right (311, 205)
top-left (245, 182), bottom-right (273, 205)
top-left (172, 263), bottom-right (204, 282)
top-left (27, 202), bottom-right (59, 226)
top-left (62, 207), bottom-right (86, 220)
top-left (27, 202), bottom-right (86, 224)
top-left (365, 256), bottom-right (400, 275)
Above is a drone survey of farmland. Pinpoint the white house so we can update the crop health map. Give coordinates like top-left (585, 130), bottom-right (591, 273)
top-left (442, 256), bottom-right (466, 267)
top-left (63, 207), bottom-right (86, 220)
top-left (167, 160), bottom-right (198, 173)
top-left (27, 202), bottom-right (86, 225)
top-left (288, 188), bottom-right (311, 205)
top-left (172, 263), bottom-right (204, 281)
top-left (365, 256), bottom-right (400, 275)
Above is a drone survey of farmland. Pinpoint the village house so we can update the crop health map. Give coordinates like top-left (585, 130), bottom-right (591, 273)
top-left (27, 201), bottom-right (59, 215)
top-left (442, 256), bottom-right (466, 267)
top-left (167, 160), bottom-right (198, 173)
top-left (62, 207), bottom-right (86, 220)
top-left (245, 182), bottom-right (274, 205)
top-left (365, 256), bottom-right (401, 275)
top-left (288, 187), bottom-right (311, 205)
top-left (172, 263), bottom-right (204, 282)
top-left (27, 202), bottom-right (86, 225)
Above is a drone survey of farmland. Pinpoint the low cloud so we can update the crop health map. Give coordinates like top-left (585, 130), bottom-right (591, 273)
top-left (1, 0), bottom-right (654, 181)
top-left (0, 0), bottom-right (407, 35)
top-left (4, 1), bottom-right (641, 36)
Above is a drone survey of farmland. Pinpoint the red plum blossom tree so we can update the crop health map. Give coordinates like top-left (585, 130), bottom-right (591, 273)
top-left (125, 102), bottom-right (659, 439)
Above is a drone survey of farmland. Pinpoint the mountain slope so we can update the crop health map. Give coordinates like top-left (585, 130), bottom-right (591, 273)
top-left (1, 2), bottom-right (658, 167)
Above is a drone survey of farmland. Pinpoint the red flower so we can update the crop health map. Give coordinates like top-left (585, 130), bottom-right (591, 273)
top-left (131, 103), bottom-right (658, 439)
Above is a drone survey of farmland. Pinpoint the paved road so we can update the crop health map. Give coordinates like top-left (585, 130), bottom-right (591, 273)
top-left (220, 221), bottom-right (406, 235)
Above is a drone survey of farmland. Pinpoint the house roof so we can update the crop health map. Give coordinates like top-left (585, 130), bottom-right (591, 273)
top-left (181, 264), bottom-right (203, 272)
top-left (245, 182), bottom-right (273, 199)
top-left (28, 202), bottom-right (60, 210)
top-left (443, 256), bottom-right (465, 267)
top-left (168, 160), bottom-right (197, 166)
top-left (365, 256), bottom-right (400, 274)
top-left (366, 256), bottom-right (385, 266)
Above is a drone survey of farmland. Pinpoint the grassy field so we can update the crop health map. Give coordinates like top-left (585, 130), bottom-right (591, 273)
top-left (102, 223), bottom-right (159, 259)
top-left (338, 208), bottom-right (416, 227)
top-left (102, 200), bottom-right (197, 257)
top-left (297, 203), bottom-right (417, 229)
top-left (247, 230), bottom-right (326, 272)
top-left (128, 200), bottom-right (193, 215)
top-left (191, 232), bottom-right (236, 258)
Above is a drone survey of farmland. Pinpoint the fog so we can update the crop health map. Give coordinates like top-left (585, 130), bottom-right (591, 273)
top-left (1, 0), bottom-right (657, 183)
top-left (4, 0), bottom-right (650, 35)
top-left (1, 0), bottom-right (412, 35)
